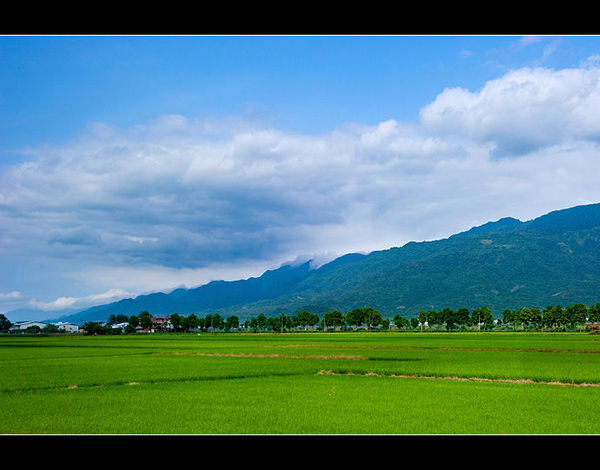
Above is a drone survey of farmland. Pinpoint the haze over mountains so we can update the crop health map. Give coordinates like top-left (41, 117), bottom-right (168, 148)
top-left (10, 202), bottom-right (600, 324)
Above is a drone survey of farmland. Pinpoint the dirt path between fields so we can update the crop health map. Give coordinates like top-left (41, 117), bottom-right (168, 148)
top-left (316, 369), bottom-right (600, 387)
top-left (276, 344), bottom-right (600, 354)
top-left (153, 351), bottom-right (368, 360)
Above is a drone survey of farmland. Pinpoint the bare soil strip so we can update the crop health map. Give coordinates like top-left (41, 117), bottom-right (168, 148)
top-left (316, 369), bottom-right (600, 387)
top-left (153, 351), bottom-right (368, 360)
top-left (275, 344), bottom-right (600, 354)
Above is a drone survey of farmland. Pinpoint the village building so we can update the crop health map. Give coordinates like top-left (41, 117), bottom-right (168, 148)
top-left (110, 322), bottom-right (129, 331)
top-left (9, 321), bottom-right (49, 332)
top-left (51, 322), bottom-right (79, 333)
top-left (150, 316), bottom-right (172, 333)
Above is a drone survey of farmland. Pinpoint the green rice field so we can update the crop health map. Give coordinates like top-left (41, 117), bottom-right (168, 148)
top-left (2, 331), bottom-right (600, 434)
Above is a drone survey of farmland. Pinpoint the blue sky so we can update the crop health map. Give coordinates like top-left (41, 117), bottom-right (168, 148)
top-left (4, 35), bottom-right (596, 163)
top-left (2, 35), bottom-right (600, 320)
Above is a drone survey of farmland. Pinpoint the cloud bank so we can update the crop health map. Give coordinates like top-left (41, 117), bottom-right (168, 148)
top-left (420, 63), bottom-right (600, 157)
top-left (26, 288), bottom-right (134, 311)
top-left (2, 62), bottom-right (600, 309)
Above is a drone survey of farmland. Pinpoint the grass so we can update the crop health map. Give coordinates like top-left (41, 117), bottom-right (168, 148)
top-left (1, 331), bottom-right (600, 434)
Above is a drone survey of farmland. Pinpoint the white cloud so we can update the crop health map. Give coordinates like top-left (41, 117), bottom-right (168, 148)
top-left (124, 235), bottom-right (159, 244)
top-left (584, 55), bottom-right (600, 67)
top-left (28, 297), bottom-right (78, 310)
top-left (518, 36), bottom-right (542, 47)
top-left (80, 262), bottom-right (279, 295)
top-left (420, 61), bottom-right (600, 157)
top-left (28, 289), bottom-right (134, 311)
top-left (0, 291), bottom-right (22, 300)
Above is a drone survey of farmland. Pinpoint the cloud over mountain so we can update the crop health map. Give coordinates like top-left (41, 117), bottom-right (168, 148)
top-left (420, 64), bottom-right (600, 157)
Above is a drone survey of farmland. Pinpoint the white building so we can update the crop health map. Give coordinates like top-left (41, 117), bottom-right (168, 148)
top-left (52, 322), bottom-right (80, 333)
top-left (10, 321), bottom-right (49, 331)
top-left (111, 322), bottom-right (129, 331)
top-left (9, 321), bottom-right (80, 333)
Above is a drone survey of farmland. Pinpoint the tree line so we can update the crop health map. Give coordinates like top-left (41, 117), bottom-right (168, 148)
top-left (95, 303), bottom-right (600, 334)
top-left (500, 303), bottom-right (600, 330)
top-left (409, 302), bottom-right (600, 331)
top-left (7, 300), bottom-right (600, 336)
top-left (86, 307), bottom-right (389, 334)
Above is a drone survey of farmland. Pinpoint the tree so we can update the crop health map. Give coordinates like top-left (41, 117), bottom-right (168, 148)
top-left (429, 310), bottom-right (443, 327)
top-left (410, 317), bottom-right (420, 329)
top-left (543, 305), bottom-right (558, 328)
top-left (225, 315), bottom-right (239, 331)
top-left (481, 306), bottom-right (494, 329)
top-left (455, 308), bottom-right (470, 328)
top-left (0, 314), bottom-right (12, 332)
top-left (441, 307), bottom-right (456, 330)
top-left (345, 307), bottom-right (380, 330)
top-left (108, 314), bottom-right (128, 325)
top-left (256, 313), bottom-right (267, 330)
top-left (589, 303), bottom-right (600, 323)
top-left (82, 322), bottom-right (107, 335)
top-left (170, 313), bottom-right (183, 332)
top-left (554, 305), bottom-right (567, 330)
top-left (211, 313), bottom-right (224, 330)
top-left (293, 310), bottom-right (318, 329)
top-left (293, 310), bottom-right (309, 328)
top-left (519, 307), bottom-right (532, 330)
top-left (530, 308), bottom-right (542, 328)
top-left (274, 313), bottom-right (289, 333)
top-left (363, 308), bottom-right (382, 331)
top-left (568, 303), bottom-right (588, 328)
top-left (471, 306), bottom-right (493, 330)
top-left (502, 309), bottom-right (514, 328)
top-left (139, 311), bottom-right (153, 330)
top-left (393, 315), bottom-right (409, 330)
top-left (323, 310), bottom-right (345, 329)
top-left (267, 316), bottom-right (280, 331)
top-left (418, 310), bottom-right (428, 329)
top-left (43, 323), bottom-right (60, 334)
top-left (346, 308), bottom-right (365, 328)
top-left (128, 315), bottom-right (140, 328)
top-left (509, 309), bottom-right (522, 329)
top-left (183, 314), bottom-right (200, 331)
top-left (284, 314), bottom-right (294, 330)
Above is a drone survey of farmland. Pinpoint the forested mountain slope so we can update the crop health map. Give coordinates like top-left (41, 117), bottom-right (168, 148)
top-left (48, 203), bottom-right (600, 322)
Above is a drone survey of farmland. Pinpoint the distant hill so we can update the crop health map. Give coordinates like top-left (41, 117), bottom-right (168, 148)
top-left (46, 261), bottom-right (315, 325)
top-left (29, 202), bottom-right (600, 324)
top-left (6, 307), bottom-right (82, 323)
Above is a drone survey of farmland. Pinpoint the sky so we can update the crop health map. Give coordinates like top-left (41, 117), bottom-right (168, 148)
top-left (2, 35), bottom-right (600, 320)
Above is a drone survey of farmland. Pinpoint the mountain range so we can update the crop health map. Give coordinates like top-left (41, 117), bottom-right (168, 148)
top-left (12, 202), bottom-right (600, 324)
